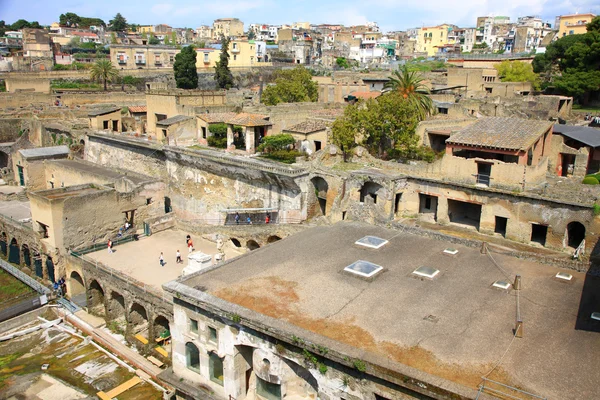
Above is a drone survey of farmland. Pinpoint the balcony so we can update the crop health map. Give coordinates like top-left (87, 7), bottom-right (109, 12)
top-left (231, 46), bottom-right (240, 53)
top-left (118, 59), bottom-right (127, 64)
top-left (135, 59), bottom-right (146, 65)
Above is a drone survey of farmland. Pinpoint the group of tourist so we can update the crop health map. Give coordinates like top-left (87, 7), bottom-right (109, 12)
top-left (234, 212), bottom-right (271, 225)
top-left (159, 234), bottom-right (194, 267)
top-left (584, 114), bottom-right (600, 125)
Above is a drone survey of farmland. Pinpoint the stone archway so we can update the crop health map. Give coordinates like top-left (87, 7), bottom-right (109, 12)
top-left (69, 270), bottom-right (85, 296)
top-left (21, 244), bottom-right (31, 268)
top-left (46, 256), bottom-right (55, 283)
top-left (33, 250), bottom-right (43, 278)
top-left (230, 238), bottom-right (242, 248)
top-left (153, 315), bottom-right (170, 341)
top-left (0, 232), bottom-right (7, 258)
top-left (8, 238), bottom-right (20, 265)
top-left (129, 302), bottom-right (149, 335)
top-left (246, 240), bottom-right (260, 251)
top-left (88, 280), bottom-right (106, 317)
top-left (267, 235), bottom-right (281, 243)
top-left (566, 221), bottom-right (586, 249)
top-left (108, 291), bottom-right (126, 322)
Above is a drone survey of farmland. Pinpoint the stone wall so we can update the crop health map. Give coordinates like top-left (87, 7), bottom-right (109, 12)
top-left (244, 102), bottom-right (343, 134)
top-left (0, 92), bottom-right (146, 109)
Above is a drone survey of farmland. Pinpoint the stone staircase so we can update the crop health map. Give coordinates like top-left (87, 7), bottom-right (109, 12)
top-left (17, 191), bottom-right (28, 202)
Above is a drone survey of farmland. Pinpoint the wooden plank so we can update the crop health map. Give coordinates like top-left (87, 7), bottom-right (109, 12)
top-left (147, 355), bottom-right (164, 367)
top-left (135, 334), bottom-right (148, 344)
top-left (105, 376), bottom-right (142, 398)
top-left (154, 346), bottom-right (168, 357)
top-left (96, 392), bottom-right (112, 400)
top-left (155, 335), bottom-right (171, 343)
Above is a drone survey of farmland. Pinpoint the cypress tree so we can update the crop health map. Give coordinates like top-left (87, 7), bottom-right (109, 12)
top-left (214, 36), bottom-right (234, 89)
top-left (173, 46), bottom-right (198, 89)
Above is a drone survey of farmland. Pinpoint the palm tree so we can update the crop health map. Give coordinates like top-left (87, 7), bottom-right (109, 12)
top-left (90, 60), bottom-right (120, 91)
top-left (384, 65), bottom-right (434, 119)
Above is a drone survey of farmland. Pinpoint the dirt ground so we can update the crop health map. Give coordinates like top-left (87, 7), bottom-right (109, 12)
top-left (0, 269), bottom-right (35, 311)
top-left (0, 312), bottom-right (162, 400)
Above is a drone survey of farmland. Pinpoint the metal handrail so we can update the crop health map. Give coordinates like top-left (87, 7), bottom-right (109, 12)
top-left (0, 258), bottom-right (51, 295)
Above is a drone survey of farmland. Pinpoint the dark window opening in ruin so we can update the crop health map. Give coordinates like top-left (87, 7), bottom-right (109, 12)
top-left (49, 181), bottom-right (54, 189)
top-left (88, 280), bottom-right (105, 317)
top-left (521, 91), bottom-right (530, 96)
top-left (530, 224), bottom-right (548, 246)
top-left (558, 99), bottom-right (566, 112)
top-left (359, 181), bottom-right (383, 204)
top-left (485, 87), bottom-right (493, 94)
top-left (112, 120), bottom-right (118, 132)
top-left (8, 238), bottom-right (20, 265)
top-left (476, 162), bottom-right (492, 186)
top-left (37, 222), bottom-right (49, 238)
top-left (267, 236), bottom-right (281, 243)
top-left (246, 240), bottom-right (260, 251)
top-left (103, 121), bottom-right (109, 129)
top-left (21, 244), bottom-right (31, 268)
top-left (230, 238), bottom-right (241, 248)
top-left (154, 315), bottom-right (170, 340)
top-left (314, 140), bottom-right (322, 151)
top-left (156, 114), bottom-right (167, 122)
top-left (46, 257), bottom-right (55, 283)
top-left (560, 153), bottom-right (575, 177)
top-left (69, 271), bottom-right (85, 297)
top-left (374, 395), bottom-right (391, 400)
top-left (209, 352), bottom-right (224, 386)
top-left (447, 199), bottom-right (481, 230)
top-left (394, 193), bottom-right (402, 214)
top-left (162, 129), bottom-right (168, 138)
top-left (566, 221), bottom-right (585, 249)
top-left (0, 233), bottom-right (6, 257)
top-left (0, 153), bottom-right (8, 169)
top-left (453, 149), bottom-right (518, 164)
top-left (437, 107), bottom-right (448, 114)
top-left (312, 177), bottom-right (328, 216)
top-left (202, 127), bottom-right (207, 139)
top-left (418, 194), bottom-right (438, 221)
top-left (257, 376), bottom-right (281, 400)
top-left (164, 197), bottom-right (172, 214)
top-left (527, 148), bottom-right (533, 166)
top-left (129, 302), bottom-right (149, 333)
top-left (495, 216), bottom-right (508, 237)
top-left (208, 326), bottom-right (217, 342)
top-left (342, 211), bottom-right (347, 220)
top-left (428, 133), bottom-right (448, 153)
top-left (34, 252), bottom-right (43, 278)
top-left (186, 342), bottom-right (200, 372)
top-left (80, 139), bottom-right (85, 146)
top-left (123, 210), bottom-right (135, 226)
top-left (146, 198), bottom-right (152, 205)
top-left (109, 291), bottom-right (125, 320)
top-left (190, 319), bottom-right (198, 334)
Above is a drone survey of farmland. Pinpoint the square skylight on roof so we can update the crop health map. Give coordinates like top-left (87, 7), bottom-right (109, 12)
top-left (412, 266), bottom-right (440, 279)
top-left (555, 272), bottom-right (573, 281)
top-left (443, 248), bottom-right (459, 255)
top-left (355, 236), bottom-right (389, 249)
top-left (344, 260), bottom-right (384, 279)
top-left (492, 280), bottom-right (511, 290)
top-left (591, 312), bottom-right (600, 321)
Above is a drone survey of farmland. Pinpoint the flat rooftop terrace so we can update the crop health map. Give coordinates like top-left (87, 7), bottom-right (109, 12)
top-left (180, 222), bottom-right (599, 399)
top-left (0, 199), bottom-right (30, 222)
top-left (86, 229), bottom-right (243, 292)
top-left (49, 159), bottom-right (153, 186)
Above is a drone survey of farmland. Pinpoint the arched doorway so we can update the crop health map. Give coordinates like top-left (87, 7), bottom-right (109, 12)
top-left (33, 251), bottom-right (43, 278)
top-left (311, 177), bottom-right (329, 216)
top-left (0, 232), bottom-right (7, 258)
top-left (246, 240), bottom-right (260, 251)
top-left (108, 291), bottom-right (126, 322)
top-left (129, 302), bottom-right (149, 335)
top-left (21, 244), bottom-right (31, 268)
top-left (8, 238), bottom-right (20, 265)
top-left (88, 280), bottom-right (106, 317)
top-left (67, 271), bottom-right (85, 298)
top-left (0, 152), bottom-right (8, 169)
top-left (230, 238), bottom-right (242, 248)
top-left (267, 236), bottom-right (281, 243)
top-left (566, 221), bottom-right (586, 248)
top-left (154, 315), bottom-right (170, 342)
top-left (46, 256), bottom-right (55, 282)
top-left (185, 342), bottom-right (200, 372)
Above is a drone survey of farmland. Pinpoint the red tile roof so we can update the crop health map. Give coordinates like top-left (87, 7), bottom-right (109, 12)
top-left (128, 106), bottom-right (147, 113)
top-left (350, 91), bottom-right (381, 100)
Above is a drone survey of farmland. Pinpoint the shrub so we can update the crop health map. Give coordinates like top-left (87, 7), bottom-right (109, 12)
top-left (208, 123), bottom-right (228, 136)
top-left (582, 176), bottom-right (599, 185)
top-left (122, 75), bottom-right (142, 85)
top-left (257, 134), bottom-right (295, 153)
top-left (353, 359), bottom-right (366, 372)
top-left (207, 136), bottom-right (227, 148)
top-left (318, 363), bottom-right (327, 374)
top-left (594, 204), bottom-right (600, 216)
top-left (261, 149), bottom-right (302, 164)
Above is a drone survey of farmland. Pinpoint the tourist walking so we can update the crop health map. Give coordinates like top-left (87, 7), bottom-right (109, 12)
top-left (176, 250), bottom-right (182, 264)
top-left (235, 212), bottom-right (240, 224)
top-left (159, 252), bottom-right (165, 267)
top-left (108, 239), bottom-right (113, 254)
top-left (187, 239), bottom-right (194, 253)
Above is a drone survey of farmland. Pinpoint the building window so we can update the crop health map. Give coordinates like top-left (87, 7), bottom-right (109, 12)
top-left (234, 55), bottom-right (237, 60)
top-left (204, 53), bottom-right (209, 62)
top-left (233, 42), bottom-right (237, 49)
top-left (190, 318), bottom-right (198, 334)
top-left (209, 352), bottom-right (224, 386)
top-left (186, 342), bottom-right (200, 372)
top-left (569, 30), bottom-right (574, 35)
top-left (208, 326), bottom-right (217, 342)
top-left (257, 377), bottom-right (281, 400)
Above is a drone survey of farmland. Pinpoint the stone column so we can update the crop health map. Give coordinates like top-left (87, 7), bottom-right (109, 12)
top-left (41, 254), bottom-right (49, 280)
top-left (245, 127), bottom-right (255, 153)
top-left (227, 124), bottom-right (234, 148)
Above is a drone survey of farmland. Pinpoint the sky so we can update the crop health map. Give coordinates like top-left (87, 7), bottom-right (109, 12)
top-left (1, 0), bottom-right (599, 32)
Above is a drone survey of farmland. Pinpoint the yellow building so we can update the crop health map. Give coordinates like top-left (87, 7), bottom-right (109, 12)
top-left (195, 40), bottom-right (269, 70)
top-left (416, 24), bottom-right (451, 56)
top-left (110, 45), bottom-right (180, 70)
top-left (212, 18), bottom-right (244, 39)
top-left (140, 25), bottom-right (154, 34)
top-left (293, 22), bottom-right (310, 30)
top-left (557, 13), bottom-right (596, 38)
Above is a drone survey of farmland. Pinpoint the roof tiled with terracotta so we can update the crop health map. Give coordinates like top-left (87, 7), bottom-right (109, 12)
top-left (128, 106), bottom-right (147, 113)
top-left (446, 117), bottom-right (553, 151)
top-left (284, 120), bottom-right (328, 134)
top-left (226, 113), bottom-right (272, 127)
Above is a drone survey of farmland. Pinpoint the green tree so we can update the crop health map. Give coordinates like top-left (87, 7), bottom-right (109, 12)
top-left (171, 32), bottom-right (177, 45)
top-left (173, 46), bottom-right (198, 89)
top-left (59, 12), bottom-right (81, 27)
top-left (10, 19), bottom-right (42, 30)
top-left (148, 33), bottom-right (160, 45)
top-left (195, 41), bottom-right (207, 49)
top-left (494, 60), bottom-right (540, 89)
top-left (384, 65), bottom-right (433, 119)
top-left (331, 104), bottom-right (360, 162)
top-left (261, 66), bottom-right (318, 105)
top-left (533, 17), bottom-right (600, 103)
top-left (109, 13), bottom-right (128, 32)
top-left (246, 30), bottom-right (256, 40)
top-left (336, 57), bottom-right (350, 69)
top-left (111, 32), bottom-right (117, 45)
top-left (214, 36), bottom-right (234, 89)
top-left (90, 59), bottom-right (119, 91)
top-left (163, 35), bottom-right (170, 46)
